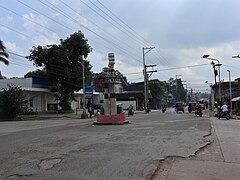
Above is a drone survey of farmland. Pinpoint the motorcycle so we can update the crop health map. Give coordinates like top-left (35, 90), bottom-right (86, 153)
top-left (162, 107), bottom-right (166, 113)
top-left (195, 109), bottom-right (203, 117)
top-left (217, 110), bottom-right (230, 120)
top-left (128, 108), bottom-right (134, 116)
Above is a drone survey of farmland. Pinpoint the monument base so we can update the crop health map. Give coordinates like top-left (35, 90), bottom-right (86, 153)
top-left (93, 112), bottom-right (129, 125)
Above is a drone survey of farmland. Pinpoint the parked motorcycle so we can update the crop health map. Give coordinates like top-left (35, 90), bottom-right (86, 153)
top-left (217, 110), bottom-right (230, 120)
top-left (128, 108), bottom-right (134, 116)
top-left (195, 109), bottom-right (203, 117)
top-left (162, 107), bottom-right (166, 113)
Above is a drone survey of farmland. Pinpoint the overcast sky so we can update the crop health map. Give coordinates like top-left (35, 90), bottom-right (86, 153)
top-left (1, 0), bottom-right (240, 92)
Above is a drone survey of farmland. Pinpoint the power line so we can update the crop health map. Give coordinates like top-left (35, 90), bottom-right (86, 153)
top-left (0, 5), bottom-right (66, 38)
top-left (57, 0), bottom-right (141, 59)
top-left (95, 0), bottom-right (154, 47)
top-left (16, 0), bottom-right (73, 32)
top-left (121, 63), bottom-right (208, 75)
top-left (79, 0), bottom-right (146, 47)
top-left (8, 51), bottom-right (28, 59)
top-left (37, 0), bottom-right (142, 63)
top-left (93, 0), bottom-right (172, 66)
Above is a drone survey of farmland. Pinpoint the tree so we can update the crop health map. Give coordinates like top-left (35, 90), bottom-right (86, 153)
top-left (0, 40), bottom-right (9, 65)
top-left (148, 79), bottom-right (165, 108)
top-left (24, 69), bottom-right (47, 79)
top-left (28, 31), bottom-right (92, 110)
top-left (0, 84), bottom-right (26, 120)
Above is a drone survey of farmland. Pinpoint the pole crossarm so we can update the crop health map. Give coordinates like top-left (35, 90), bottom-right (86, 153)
top-left (232, 55), bottom-right (240, 58)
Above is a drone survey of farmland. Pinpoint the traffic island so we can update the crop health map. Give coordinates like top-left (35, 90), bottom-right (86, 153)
top-left (93, 112), bottom-right (129, 125)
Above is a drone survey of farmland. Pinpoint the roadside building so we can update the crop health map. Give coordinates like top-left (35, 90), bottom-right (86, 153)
top-left (0, 77), bottom-right (102, 113)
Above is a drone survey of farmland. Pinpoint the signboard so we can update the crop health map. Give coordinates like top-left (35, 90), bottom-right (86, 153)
top-left (85, 81), bottom-right (93, 98)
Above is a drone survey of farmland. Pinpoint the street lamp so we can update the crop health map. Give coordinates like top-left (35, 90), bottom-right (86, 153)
top-left (202, 55), bottom-right (222, 104)
top-left (227, 70), bottom-right (232, 117)
top-left (143, 47), bottom-right (155, 113)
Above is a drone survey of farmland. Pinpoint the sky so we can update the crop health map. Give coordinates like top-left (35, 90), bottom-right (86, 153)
top-left (1, 0), bottom-right (240, 92)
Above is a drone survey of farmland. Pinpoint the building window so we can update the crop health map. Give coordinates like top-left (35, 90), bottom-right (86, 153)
top-left (119, 87), bottom-right (123, 93)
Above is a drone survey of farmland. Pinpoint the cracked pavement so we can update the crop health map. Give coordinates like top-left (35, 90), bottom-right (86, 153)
top-left (0, 108), bottom-right (211, 180)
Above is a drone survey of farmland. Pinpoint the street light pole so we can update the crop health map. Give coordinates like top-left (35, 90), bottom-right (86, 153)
top-left (227, 70), bottom-right (232, 117)
top-left (202, 55), bottom-right (222, 104)
top-left (143, 47), bottom-right (155, 113)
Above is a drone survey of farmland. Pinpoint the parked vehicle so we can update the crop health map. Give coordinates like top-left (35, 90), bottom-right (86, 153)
top-left (188, 102), bottom-right (197, 113)
top-left (195, 108), bottom-right (203, 117)
top-left (23, 107), bottom-right (37, 115)
top-left (175, 102), bottom-right (184, 113)
top-left (217, 110), bottom-right (230, 120)
top-left (162, 107), bottom-right (166, 113)
top-left (127, 104), bottom-right (134, 116)
top-left (128, 108), bottom-right (134, 116)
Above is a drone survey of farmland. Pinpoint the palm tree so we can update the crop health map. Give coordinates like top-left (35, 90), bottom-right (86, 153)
top-left (0, 40), bottom-right (9, 65)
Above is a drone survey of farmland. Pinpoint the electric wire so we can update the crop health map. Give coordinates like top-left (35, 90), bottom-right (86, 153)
top-left (95, 0), bottom-right (154, 47)
top-left (0, 5), bottom-right (66, 38)
top-left (37, 0), bottom-right (142, 63)
top-left (93, 0), bottom-right (172, 66)
top-left (15, 0), bottom-right (73, 32)
top-left (57, 0), bottom-right (141, 58)
top-left (79, 0), bottom-right (147, 47)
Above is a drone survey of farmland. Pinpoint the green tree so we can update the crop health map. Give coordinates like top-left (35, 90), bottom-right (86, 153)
top-left (0, 84), bottom-right (26, 120)
top-left (166, 78), bottom-right (186, 102)
top-left (24, 69), bottom-right (47, 78)
top-left (0, 40), bottom-right (9, 65)
top-left (148, 79), bottom-right (166, 108)
top-left (28, 31), bottom-right (92, 110)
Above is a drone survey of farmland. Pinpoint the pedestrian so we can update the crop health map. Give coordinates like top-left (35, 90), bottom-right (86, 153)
top-left (88, 104), bottom-right (93, 118)
top-left (100, 105), bottom-right (104, 115)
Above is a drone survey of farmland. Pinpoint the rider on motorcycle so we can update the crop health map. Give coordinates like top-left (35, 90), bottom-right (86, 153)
top-left (221, 102), bottom-right (228, 113)
top-left (195, 103), bottom-right (203, 116)
top-left (218, 102), bottom-right (230, 120)
top-left (128, 104), bottom-right (134, 116)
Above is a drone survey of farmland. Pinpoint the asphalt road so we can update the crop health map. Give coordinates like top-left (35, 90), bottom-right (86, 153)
top-left (0, 108), bottom-right (210, 180)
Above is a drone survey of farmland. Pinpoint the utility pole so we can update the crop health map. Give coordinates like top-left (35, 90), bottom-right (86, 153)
top-left (143, 47), bottom-right (155, 113)
top-left (227, 70), bottom-right (232, 117)
top-left (80, 56), bottom-right (87, 119)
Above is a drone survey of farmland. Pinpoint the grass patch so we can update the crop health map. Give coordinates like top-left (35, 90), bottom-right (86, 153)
top-left (17, 115), bottom-right (53, 121)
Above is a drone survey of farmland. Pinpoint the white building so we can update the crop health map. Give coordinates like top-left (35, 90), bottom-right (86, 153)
top-left (0, 77), bottom-right (103, 113)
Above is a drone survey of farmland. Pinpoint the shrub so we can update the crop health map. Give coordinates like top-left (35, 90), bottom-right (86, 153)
top-left (0, 84), bottom-right (26, 120)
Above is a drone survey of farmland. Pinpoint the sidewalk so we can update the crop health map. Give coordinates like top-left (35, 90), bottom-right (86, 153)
top-left (157, 117), bottom-right (240, 180)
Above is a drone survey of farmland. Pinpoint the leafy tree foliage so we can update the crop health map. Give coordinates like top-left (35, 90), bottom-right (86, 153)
top-left (166, 77), bottom-right (186, 102)
top-left (0, 84), bottom-right (26, 120)
top-left (28, 31), bottom-right (92, 110)
top-left (148, 78), bottom-right (186, 108)
top-left (24, 69), bottom-right (47, 78)
top-left (148, 79), bottom-right (166, 108)
top-left (0, 40), bottom-right (9, 65)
